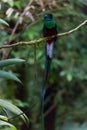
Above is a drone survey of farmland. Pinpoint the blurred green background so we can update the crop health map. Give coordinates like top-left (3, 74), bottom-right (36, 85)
top-left (0, 0), bottom-right (87, 130)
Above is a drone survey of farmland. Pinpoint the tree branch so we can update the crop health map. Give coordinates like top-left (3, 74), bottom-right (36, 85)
top-left (0, 20), bottom-right (87, 49)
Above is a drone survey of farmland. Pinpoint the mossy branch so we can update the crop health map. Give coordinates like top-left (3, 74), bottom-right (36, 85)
top-left (0, 20), bottom-right (87, 49)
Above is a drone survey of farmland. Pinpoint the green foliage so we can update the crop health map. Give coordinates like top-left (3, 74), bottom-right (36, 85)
top-left (0, 99), bottom-right (29, 130)
top-left (0, 57), bottom-right (28, 129)
top-left (0, 99), bottom-right (29, 124)
top-left (0, 58), bottom-right (25, 83)
top-left (0, 120), bottom-right (17, 130)
top-left (0, 59), bottom-right (25, 67)
top-left (0, 0), bottom-right (87, 130)
top-left (0, 18), bottom-right (9, 26)
top-left (2, 0), bottom-right (14, 7)
top-left (0, 115), bottom-right (8, 121)
top-left (0, 57), bottom-right (28, 130)
top-left (0, 70), bottom-right (21, 83)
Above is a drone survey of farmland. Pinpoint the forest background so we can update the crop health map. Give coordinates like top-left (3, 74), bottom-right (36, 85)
top-left (0, 0), bottom-right (87, 130)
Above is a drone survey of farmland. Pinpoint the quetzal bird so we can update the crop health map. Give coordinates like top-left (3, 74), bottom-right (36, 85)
top-left (41, 13), bottom-right (58, 130)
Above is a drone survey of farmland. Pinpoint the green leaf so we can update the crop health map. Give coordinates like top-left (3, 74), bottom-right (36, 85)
top-left (2, 0), bottom-right (14, 7)
top-left (0, 70), bottom-right (21, 83)
top-left (0, 18), bottom-right (9, 26)
top-left (0, 115), bottom-right (8, 121)
top-left (0, 59), bottom-right (25, 67)
top-left (0, 99), bottom-right (29, 124)
top-left (66, 72), bottom-right (73, 81)
top-left (0, 120), bottom-right (17, 130)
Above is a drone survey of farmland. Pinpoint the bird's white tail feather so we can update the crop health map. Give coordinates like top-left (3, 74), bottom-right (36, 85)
top-left (46, 42), bottom-right (54, 58)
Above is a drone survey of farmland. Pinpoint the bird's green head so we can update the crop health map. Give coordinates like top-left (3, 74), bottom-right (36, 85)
top-left (44, 14), bottom-right (56, 29)
top-left (44, 14), bottom-right (53, 20)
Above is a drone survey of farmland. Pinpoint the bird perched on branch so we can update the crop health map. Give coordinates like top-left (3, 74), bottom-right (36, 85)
top-left (43, 13), bottom-right (58, 87)
top-left (42, 13), bottom-right (58, 130)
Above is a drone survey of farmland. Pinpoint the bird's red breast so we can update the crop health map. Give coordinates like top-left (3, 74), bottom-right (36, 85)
top-left (45, 26), bottom-right (57, 44)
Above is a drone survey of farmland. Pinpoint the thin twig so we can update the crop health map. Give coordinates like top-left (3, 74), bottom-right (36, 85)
top-left (0, 20), bottom-right (87, 49)
top-left (34, 44), bottom-right (37, 81)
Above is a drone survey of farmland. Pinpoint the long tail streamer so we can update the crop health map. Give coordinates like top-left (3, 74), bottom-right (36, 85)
top-left (41, 51), bottom-right (52, 130)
